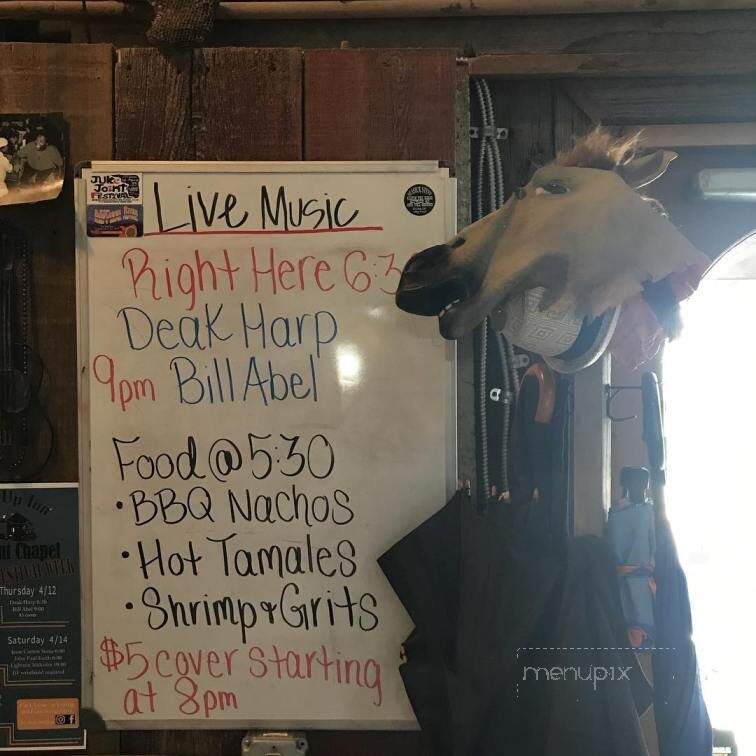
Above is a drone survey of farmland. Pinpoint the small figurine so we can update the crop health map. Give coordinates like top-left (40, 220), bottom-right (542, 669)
top-left (606, 466), bottom-right (656, 648)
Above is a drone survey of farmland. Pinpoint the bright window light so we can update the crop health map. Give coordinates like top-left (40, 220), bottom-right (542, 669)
top-left (664, 236), bottom-right (756, 753)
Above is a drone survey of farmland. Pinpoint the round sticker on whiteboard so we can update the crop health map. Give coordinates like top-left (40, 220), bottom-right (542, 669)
top-left (404, 184), bottom-right (436, 216)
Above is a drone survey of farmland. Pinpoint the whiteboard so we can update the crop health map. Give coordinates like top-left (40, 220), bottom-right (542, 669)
top-left (75, 162), bottom-right (456, 729)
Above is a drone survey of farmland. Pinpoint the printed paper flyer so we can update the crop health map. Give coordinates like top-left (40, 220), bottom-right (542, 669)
top-left (0, 484), bottom-right (84, 751)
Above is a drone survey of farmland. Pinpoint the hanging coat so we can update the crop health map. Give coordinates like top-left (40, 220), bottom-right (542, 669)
top-left (379, 491), bottom-right (652, 756)
top-left (652, 512), bottom-right (712, 756)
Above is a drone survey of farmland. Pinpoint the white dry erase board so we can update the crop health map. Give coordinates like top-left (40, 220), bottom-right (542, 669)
top-left (75, 162), bottom-right (456, 729)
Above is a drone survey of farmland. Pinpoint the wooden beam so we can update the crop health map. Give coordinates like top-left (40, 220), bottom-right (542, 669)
top-left (573, 356), bottom-right (612, 536)
top-left (469, 50), bottom-right (756, 77)
top-left (6, 0), bottom-right (756, 20)
top-left (623, 122), bottom-right (756, 146)
top-left (207, 11), bottom-right (756, 58)
top-left (564, 76), bottom-right (756, 124)
top-left (0, 1), bottom-right (146, 19)
top-left (215, 0), bottom-right (756, 18)
top-left (22, 7), bottom-right (756, 59)
top-left (550, 88), bottom-right (604, 536)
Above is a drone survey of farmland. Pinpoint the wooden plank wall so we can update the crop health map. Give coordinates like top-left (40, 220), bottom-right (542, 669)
top-left (115, 48), bottom-right (193, 160)
top-left (490, 80), bottom-right (555, 194)
top-left (113, 45), bottom-right (459, 756)
top-left (304, 49), bottom-right (456, 162)
top-left (0, 42), bottom-right (113, 483)
top-left (115, 47), bottom-right (303, 161)
top-left (193, 47), bottom-right (303, 161)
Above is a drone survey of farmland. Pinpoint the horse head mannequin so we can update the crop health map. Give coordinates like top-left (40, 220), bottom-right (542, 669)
top-left (396, 129), bottom-right (708, 367)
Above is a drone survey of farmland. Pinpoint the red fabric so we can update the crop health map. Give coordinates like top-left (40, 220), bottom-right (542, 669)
top-left (609, 296), bottom-right (666, 370)
top-left (628, 627), bottom-right (648, 648)
top-left (609, 263), bottom-right (707, 370)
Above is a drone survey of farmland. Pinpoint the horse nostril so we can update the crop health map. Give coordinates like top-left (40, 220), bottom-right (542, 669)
top-left (397, 242), bottom-right (465, 316)
top-left (404, 244), bottom-right (453, 274)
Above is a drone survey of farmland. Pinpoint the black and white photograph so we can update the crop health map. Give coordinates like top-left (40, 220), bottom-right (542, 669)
top-left (0, 113), bottom-right (65, 206)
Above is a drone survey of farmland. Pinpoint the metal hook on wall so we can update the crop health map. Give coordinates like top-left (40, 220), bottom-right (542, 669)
top-left (604, 384), bottom-right (643, 423)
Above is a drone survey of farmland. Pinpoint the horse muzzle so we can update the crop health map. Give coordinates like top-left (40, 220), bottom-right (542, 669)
top-left (395, 243), bottom-right (475, 318)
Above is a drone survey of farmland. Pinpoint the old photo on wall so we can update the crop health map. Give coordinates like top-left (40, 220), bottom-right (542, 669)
top-left (0, 113), bottom-right (66, 206)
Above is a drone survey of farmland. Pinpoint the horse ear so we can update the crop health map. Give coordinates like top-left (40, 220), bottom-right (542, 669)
top-left (615, 149), bottom-right (678, 190)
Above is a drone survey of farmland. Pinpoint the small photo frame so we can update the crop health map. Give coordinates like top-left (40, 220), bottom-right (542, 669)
top-left (0, 113), bottom-right (66, 206)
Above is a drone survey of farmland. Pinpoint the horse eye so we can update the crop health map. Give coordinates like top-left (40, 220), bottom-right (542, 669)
top-left (543, 180), bottom-right (568, 194)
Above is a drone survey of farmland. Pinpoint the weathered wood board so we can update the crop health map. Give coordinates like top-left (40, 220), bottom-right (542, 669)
top-left (193, 47), bottom-right (302, 161)
top-left (304, 49), bottom-right (457, 163)
top-left (115, 48), bottom-right (193, 161)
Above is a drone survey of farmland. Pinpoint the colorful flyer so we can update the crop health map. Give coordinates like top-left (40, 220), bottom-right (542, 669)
top-left (0, 484), bottom-right (85, 751)
top-left (86, 204), bottom-right (143, 237)
top-left (86, 173), bottom-right (142, 205)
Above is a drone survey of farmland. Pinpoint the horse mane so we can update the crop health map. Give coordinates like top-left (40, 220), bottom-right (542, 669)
top-left (555, 127), bottom-right (684, 340)
top-left (555, 127), bottom-right (641, 171)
